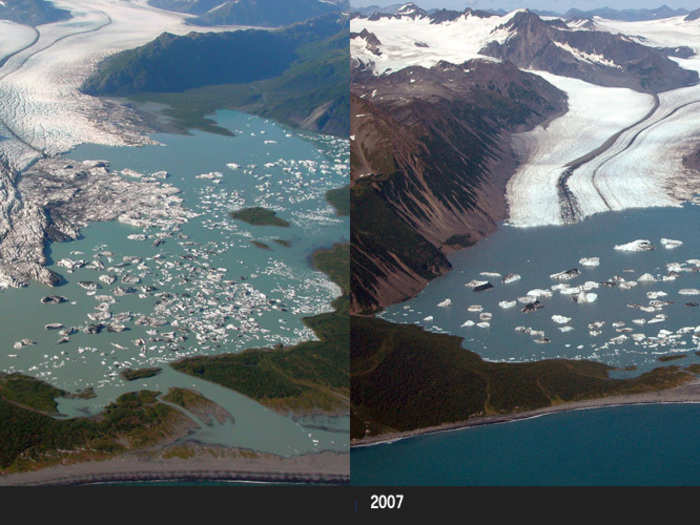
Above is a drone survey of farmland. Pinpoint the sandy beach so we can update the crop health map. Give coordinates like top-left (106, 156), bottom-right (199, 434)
top-left (352, 378), bottom-right (700, 448)
top-left (0, 448), bottom-right (349, 486)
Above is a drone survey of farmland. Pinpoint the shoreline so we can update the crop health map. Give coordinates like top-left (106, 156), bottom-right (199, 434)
top-left (351, 378), bottom-right (700, 448)
top-left (0, 449), bottom-right (349, 487)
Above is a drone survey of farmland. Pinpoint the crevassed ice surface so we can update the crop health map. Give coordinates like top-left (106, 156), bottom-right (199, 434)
top-left (350, 9), bottom-right (521, 74)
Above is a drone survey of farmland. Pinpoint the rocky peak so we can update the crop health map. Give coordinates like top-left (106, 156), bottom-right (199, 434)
top-left (351, 28), bottom-right (382, 56)
top-left (687, 8), bottom-right (700, 21)
top-left (481, 10), bottom-right (698, 93)
top-left (396, 3), bottom-right (426, 18)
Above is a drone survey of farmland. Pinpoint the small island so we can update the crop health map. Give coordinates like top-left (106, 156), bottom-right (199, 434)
top-left (230, 207), bottom-right (290, 227)
top-left (120, 367), bottom-right (162, 381)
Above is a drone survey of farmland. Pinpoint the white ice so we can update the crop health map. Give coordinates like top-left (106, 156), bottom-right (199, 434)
top-left (0, 0), bottom-right (253, 170)
top-left (350, 9), bottom-right (522, 75)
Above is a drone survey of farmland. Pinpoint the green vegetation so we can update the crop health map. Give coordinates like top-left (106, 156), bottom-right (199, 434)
top-left (325, 185), bottom-right (349, 216)
top-left (351, 316), bottom-right (694, 439)
top-left (0, 373), bottom-right (67, 415)
top-left (231, 207), bottom-right (290, 227)
top-left (0, 0), bottom-right (71, 26)
top-left (187, 0), bottom-right (340, 27)
top-left (0, 385), bottom-right (190, 473)
top-left (172, 243), bottom-right (349, 415)
top-left (120, 367), bottom-right (162, 381)
top-left (162, 387), bottom-right (231, 425)
top-left (83, 14), bottom-right (349, 137)
top-left (658, 354), bottom-right (687, 362)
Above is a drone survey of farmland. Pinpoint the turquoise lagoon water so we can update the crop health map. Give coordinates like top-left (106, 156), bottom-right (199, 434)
top-left (0, 110), bottom-right (349, 456)
top-left (352, 403), bottom-right (700, 485)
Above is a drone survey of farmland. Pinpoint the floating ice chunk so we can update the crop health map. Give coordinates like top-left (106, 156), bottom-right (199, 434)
top-left (498, 300), bottom-right (517, 309)
top-left (582, 281), bottom-right (599, 290)
top-left (666, 262), bottom-right (684, 272)
top-left (502, 273), bottom-right (521, 284)
top-left (559, 285), bottom-right (582, 295)
top-left (527, 289), bottom-right (553, 299)
top-left (679, 289), bottom-right (700, 296)
top-left (588, 321), bottom-right (605, 330)
top-left (151, 170), bottom-right (168, 179)
top-left (461, 320), bottom-right (475, 328)
top-left (476, 322), bottom-right (490, 329)
top-left (480, 272), bottom-right (501, 278)
top-left (648, 314), bottom-right (667, 324)
top-left (534, 338), bottom-right (551, 344)
top-left (550, 268), bottom-right (581, 281)
top-left (632, 318), bottom-right (646, 326)
top-left (618, 280), bottom-right (637, 290)
top-left (437, 298), bottom-right (452, 308)
top-left (479, 313), bottom-right (493, 321)
top-left (660, 238), bottom-right (683, 249)
top-left (127, 234), bottom-right (146, 241)
top-left (558, 326), bottom-right (574, 333)
top-left (466, 280), bottom-right (488, 288)
top-left (423, 316), bottom-right (434, 322)
top-left (609, 335), bottom-right (628, 344)
top-left (196, 171), bottom-right (223, 180)
top-left (518, 296), bottom-right (537, 304)
top-left (638, 273), bottom-right (656, 282)
top-left (647, 291), bottom-right (668, 299)
top-left (552, 315), bottom-right (572, 324)
top-left (120, 169), bottom-right (143, 178)
top-left (579, 257), bottom-right (600, 267)
top-left (227, 163), bottom-right (240, 170)
top-left (574, 292), bottom-right (597, 303)
top-left (467, 305), bottom-right (483, 312)
top-left (614, 240), bottom-right (654, 252)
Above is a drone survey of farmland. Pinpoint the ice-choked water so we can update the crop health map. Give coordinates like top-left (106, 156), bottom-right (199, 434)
top-left (0, 110), bottom-right (349, 455)
top-left (381, 205), bottom-right (699, 374)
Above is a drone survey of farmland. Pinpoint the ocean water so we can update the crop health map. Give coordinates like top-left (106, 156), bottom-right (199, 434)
top-left (351, 403), bottom-right (700, 486)
top-left (0, 110), bottom-right (349, 456)
top-left (381, 205), bottom-right (700, 373)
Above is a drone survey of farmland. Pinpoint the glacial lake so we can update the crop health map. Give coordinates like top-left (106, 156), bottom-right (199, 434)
top-left (381, 205), bottom-right (699, 373)
top-left (0, 110), bottom-right (349, 456)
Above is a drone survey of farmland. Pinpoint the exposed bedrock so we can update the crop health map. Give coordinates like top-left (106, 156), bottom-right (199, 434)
top-left (0, 156), bottom-right (195, 288)
top-left (480, 10), bottom-right (699, 93)
top-left (350, 60), bottom-right (567, 313)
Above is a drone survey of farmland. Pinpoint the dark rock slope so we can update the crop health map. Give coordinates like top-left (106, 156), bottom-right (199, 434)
top-left (350, 60), bottom-right (567, 313)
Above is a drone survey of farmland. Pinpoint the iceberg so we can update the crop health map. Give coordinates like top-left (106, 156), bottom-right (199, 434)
top-left (614, 239), bottom-right (654, 252)
top-left (579, 257), bottom-right (600, 267)
top-left (660, 238), bottom-right (683, 249)
top-left (551, 315), bottom-right (572, 324)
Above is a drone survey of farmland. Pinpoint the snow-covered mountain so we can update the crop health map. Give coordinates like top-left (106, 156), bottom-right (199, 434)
top-left (351, 7), bottom-right (697, 92)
